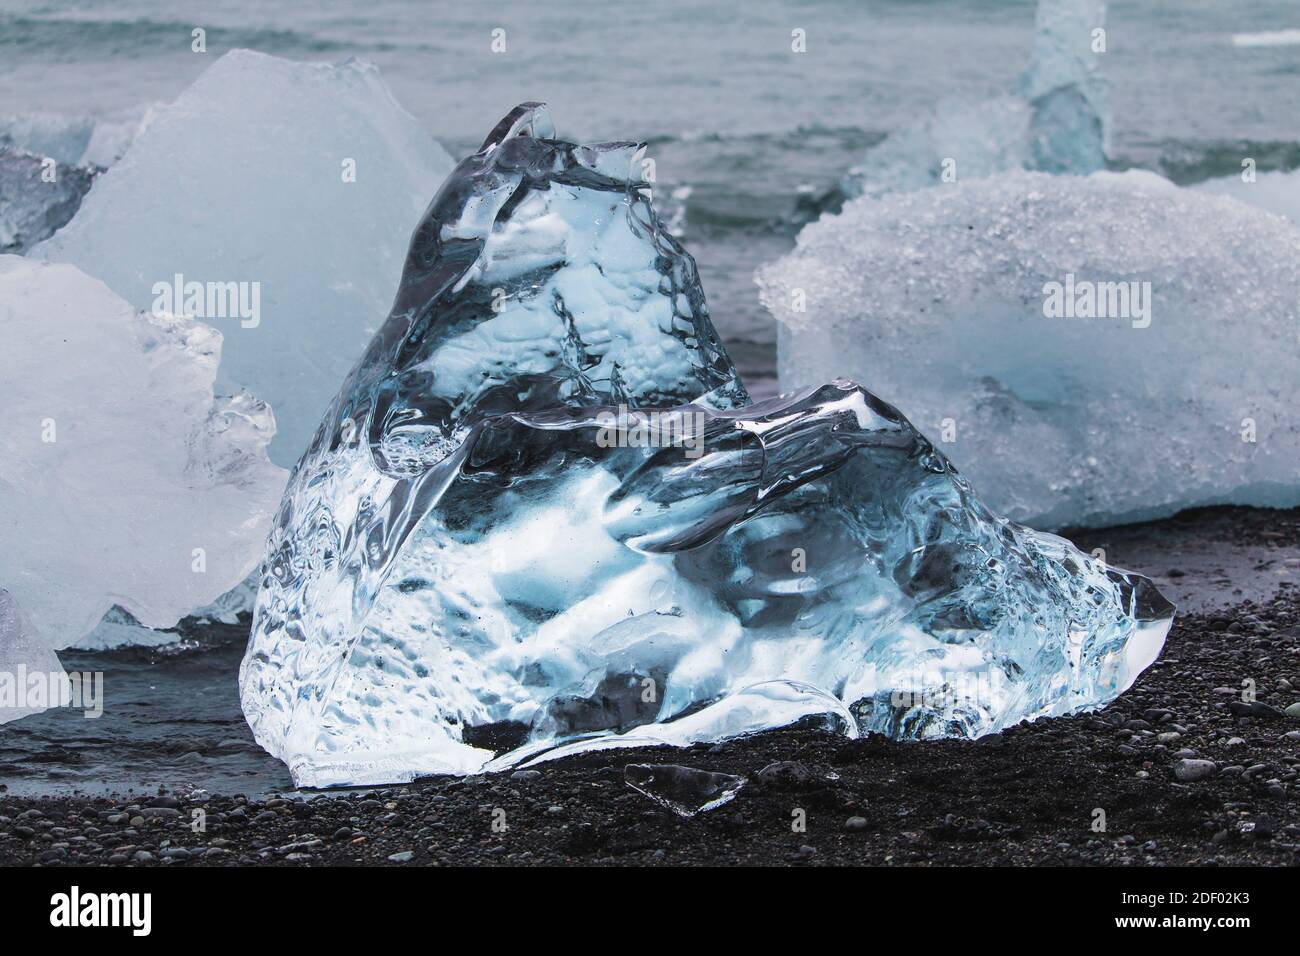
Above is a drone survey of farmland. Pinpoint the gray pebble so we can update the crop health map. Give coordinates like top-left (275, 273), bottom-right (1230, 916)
top-left (1173, 758), bottom-right (1217, 782)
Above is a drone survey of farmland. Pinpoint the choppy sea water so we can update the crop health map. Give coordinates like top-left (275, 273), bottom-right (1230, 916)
top-left (5, 0), bottom-right (1300, 396)
top-left (3, 0), bottom-right (1300, 794)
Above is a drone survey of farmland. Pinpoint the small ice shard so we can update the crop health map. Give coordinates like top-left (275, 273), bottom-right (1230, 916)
top-left (841, 0), bottom-right (1107, 200)
top-left (760, 169), bottom-right (1300, 528)
top-left (38, 50), bottom-right (455, 465)
top-left (0, 256), bottom-right (286, 670)
top-left (624, 764), bottom-right (747, 817)
top-left (0, 590), bottom-right (68, 724)
top-left (242, 117), bottom-right (1173, 794)
top-left (0, 147), bottom-right (95, 253)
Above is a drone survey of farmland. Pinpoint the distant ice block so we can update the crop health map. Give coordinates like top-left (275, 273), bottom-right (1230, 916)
top-left (39, 50), bottom-right (455, 465)
top-left (0, 147), bottom-right (95, 253)
top-left (0, 257), bottom-right (286, 662)
top-left (759, 170), bottom-right (1300, 528)
top-left (241, 109), bottom-right (1171, 788)
top-left (69, 572), bottom-right (260, 652)
top-left (842, 0), bottom-right (1108, 199)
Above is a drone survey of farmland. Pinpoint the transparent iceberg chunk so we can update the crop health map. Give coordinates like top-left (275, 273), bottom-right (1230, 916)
top-left (760, 169), bottom-right (1300, 528)
top-left (241, 109), bottom-right (1169, 788)
top-left (240, 105), bottom-right (746, 786)
top-left (38, 50), bottom-right (456, 465)
top-left (624, 764), bottom-right (747, 817)
top-left (242, 133), bottom-right (1173, 788)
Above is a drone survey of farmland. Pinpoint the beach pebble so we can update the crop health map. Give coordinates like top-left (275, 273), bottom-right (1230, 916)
top-left (387, 850), bottom-right (414, 863)
top-left (1173, 758), bottom-right (1217, 782)
top-left (1228, 701), bottom-right (1284, 719)
top-left (844, 816), bottom-right (868, 832)
top-left (139, 807), bottom-right (180, 819)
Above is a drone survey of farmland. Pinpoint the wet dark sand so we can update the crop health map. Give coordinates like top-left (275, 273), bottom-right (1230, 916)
top-left (2, 506), bottom-right (1298, 866)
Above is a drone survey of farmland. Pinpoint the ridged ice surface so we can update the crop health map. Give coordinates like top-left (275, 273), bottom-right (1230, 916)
top-left (761, 169), bottom-right (1300, 528)
top-left (241, 108), bottom-right (1172, 787)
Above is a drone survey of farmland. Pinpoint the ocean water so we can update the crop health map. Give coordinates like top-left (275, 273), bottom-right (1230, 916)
top-left (5, 0), bottom-right (1300, 396)
top-left (2, 0), bottom-right (1300, 794)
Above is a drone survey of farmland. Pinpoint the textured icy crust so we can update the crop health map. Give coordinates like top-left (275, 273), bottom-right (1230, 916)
top-left (246, 376), bottom-right (1171, 786)
top-left (0, 257), bottom-right (286, 669)
top-left (241, 105), bottom-right (751, 784)
top-left (761, 170), bottom-right (1300, 528)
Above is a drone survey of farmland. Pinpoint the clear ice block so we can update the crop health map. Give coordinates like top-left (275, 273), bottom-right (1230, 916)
top-left (240, 107), bottom-right (1172, 788)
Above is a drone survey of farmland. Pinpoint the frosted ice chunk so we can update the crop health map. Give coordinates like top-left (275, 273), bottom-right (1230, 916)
top-left (239, 108), bottom-right (1170, 786)
top-left (624, 764), bottom-right (747, 817)
top-left (759, 170), bottom-right (1300, 527)
top-left (0, 590), bottom-right (67, 724)
top-left (0, 147), bottom-right (95, 253)
top-left (0, 257), bottom-right (286, 662)
top-left (842, 0), bottom-right (1107, 199)
top-left (38, 50), bottom-right (455, 465)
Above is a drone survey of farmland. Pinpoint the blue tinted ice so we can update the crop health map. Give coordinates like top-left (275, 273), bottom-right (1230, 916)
top-left (240, 106), bottom-right (1172, 787)
top-left (841, 0), bottom-right (1108, 199)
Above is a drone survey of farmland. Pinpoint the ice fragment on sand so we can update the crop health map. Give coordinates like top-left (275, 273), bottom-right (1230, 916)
top-left (624, 764), bottom-right (747, 817)
top-left (240, 108), bottom-right (1171, 788)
